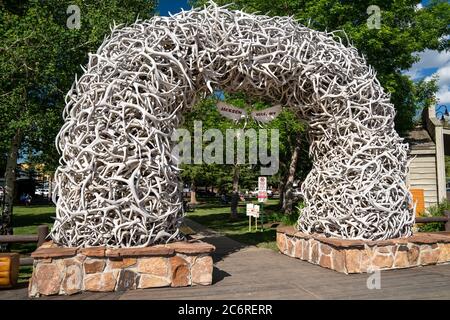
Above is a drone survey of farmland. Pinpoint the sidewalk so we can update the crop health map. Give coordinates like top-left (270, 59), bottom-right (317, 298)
top-left (1, 219), bottom-right (450, 300)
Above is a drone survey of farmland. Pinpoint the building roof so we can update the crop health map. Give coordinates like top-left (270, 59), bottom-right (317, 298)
top-left (404, 126), bottom-right (436, 154)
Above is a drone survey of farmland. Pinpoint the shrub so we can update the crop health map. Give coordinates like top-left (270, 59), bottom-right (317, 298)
top-left (267, 201), bottom-right (303, 226)
top-left (418, 199), bottom-right (450, 232)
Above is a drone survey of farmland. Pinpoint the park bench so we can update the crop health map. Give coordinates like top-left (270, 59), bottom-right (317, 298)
top-left (415, 210), bottom-right (450, 232)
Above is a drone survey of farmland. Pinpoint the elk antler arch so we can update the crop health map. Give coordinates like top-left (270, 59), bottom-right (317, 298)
top-left (50, 3), bottom-right (414, 247)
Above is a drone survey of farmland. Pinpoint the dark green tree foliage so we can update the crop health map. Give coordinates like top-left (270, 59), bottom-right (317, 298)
top-left (0, 0), bottom-right (157, 235)
top-left (414, 76), bottom-right (440, 123)
top-left (1, 0), bottom-right (157, 168)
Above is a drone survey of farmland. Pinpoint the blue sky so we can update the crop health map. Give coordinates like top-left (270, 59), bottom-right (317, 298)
top-left (157, 1), bottom-right (449, 109)
top-left (404, 0), bottom-right (449, 111)
top-left (156, 0), bottom-right (192, 16)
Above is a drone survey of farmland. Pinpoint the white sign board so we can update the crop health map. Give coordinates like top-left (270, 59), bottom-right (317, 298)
top-left (253, 204), bottom-right (260, 217)
top-left (251, 105), bottom-right (282, 123)
top-left (258, 176), bottom-right (267, 192)
top-left (246, 203), bottom-right (260, 217)
top-left (216, 101), bottom-right (247, 121)
top-left (246, 203), bottom-right (253, 216)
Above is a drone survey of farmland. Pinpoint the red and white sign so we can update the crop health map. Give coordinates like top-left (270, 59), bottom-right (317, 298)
top-left (258, 176), bottom-right (267, 192)
top-left (257, 191), bottom-right (267, 203)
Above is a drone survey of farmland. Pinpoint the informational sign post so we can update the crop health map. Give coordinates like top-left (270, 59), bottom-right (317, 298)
top-left (258, 176), bottom-right (267, 202)
top-left (257, 177), bottom-right (267, 230)
top-left (258, 176), bottom-right (267, 192)
top-left (246, 203), bottom-right (260, 231)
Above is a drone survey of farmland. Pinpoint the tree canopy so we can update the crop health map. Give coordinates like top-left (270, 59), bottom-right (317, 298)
top-left (0, 0), bottom-right (157, 172)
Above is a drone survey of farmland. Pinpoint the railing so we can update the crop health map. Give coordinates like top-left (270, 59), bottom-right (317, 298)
top-left (0, 225), bottom-right (49, 265)
top-left (415, 210), bottom-right (450, 231)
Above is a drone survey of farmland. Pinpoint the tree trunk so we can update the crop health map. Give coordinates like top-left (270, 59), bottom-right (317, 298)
top-left (230, 164), bottom-right (240, 219)
top-left (48, 173), bottom-right (53, 202)
top-left (282, 136), bottom-right (301, 215)
top-left (1, 128), bottom-right (22, 236)
top-left (190, 181), bottom-right (197, 204)
top-left (278, 176), bottom-right (286, 210)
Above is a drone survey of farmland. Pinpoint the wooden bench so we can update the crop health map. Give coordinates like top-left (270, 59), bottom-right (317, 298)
top-left (415, 210), bottom-right (450, 231)
top-left (0, 225), bottom-right (49, 248)
top-left (0, 225), bottom-right (49, 288)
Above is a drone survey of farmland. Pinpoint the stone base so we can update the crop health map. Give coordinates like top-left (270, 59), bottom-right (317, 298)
top-left (277, 226), bottom-right (450, 274)
top-left (28, 240), bottom-right (215, 297)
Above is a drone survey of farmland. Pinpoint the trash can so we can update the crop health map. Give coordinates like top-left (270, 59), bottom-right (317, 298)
top-left (0, 253), bottom-right (20, 288)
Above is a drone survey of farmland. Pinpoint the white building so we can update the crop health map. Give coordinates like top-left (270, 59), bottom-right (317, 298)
top-left (406, 105), bottom-right (449, 213)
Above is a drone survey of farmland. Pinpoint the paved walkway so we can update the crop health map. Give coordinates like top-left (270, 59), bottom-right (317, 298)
top-left (1, 219), bottom-right (450, 300)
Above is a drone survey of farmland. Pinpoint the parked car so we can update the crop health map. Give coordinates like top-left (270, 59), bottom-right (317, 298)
top-left (0, 186), bottom-right (4, 202)
top-left (35, 188), bottom-right (49, 197)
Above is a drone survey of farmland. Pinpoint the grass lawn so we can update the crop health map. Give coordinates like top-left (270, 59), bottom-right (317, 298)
top-left (13, 205), bottom-right (55, 235)
top-left (8, 201), bottom-right (290, 253)
top-left (187, 198), bottom-right (286, 251)
top-left (10, 205), bottom-right (55, 254)
top-left (9, 205), bottom-right (56, 283)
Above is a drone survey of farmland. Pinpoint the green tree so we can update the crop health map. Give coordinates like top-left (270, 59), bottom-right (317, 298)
top-left (178, 92), bottom-right (310, 217)
top-left (178, 97), bottom-right (226, 204)
top-left (267, 110), bottom-right (309, 214)
top-left (414, 76), bottom-right (440, 124)
top-left (0, 0), bottom-right (157, 236)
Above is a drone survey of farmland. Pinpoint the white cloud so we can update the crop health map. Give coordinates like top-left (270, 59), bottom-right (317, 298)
top-left (406, 50), bottom-right (450, 80)
top-left (404, 49), bottom-right (450, 105)
top-left (437, 89), bottom-right (450, 104)
top-left (425, 61), bottom-right (450, 104)
top-left (436, 64), bottom-right (450, 85)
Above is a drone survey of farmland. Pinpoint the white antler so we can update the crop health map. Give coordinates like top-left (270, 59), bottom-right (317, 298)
top-left (50, 1), bottom-right (414, 247)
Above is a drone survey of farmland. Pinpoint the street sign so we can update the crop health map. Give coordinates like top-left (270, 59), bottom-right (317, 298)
top-left (246, 203), bottom-right (260, 231)
top-left (258, 176), bottom-right (267, 192)
top-left (246, 203), bottom-right (253, 216)
top-left (253, 204), bottom-right (260, 218)
top-left (251, 105), bottom-right (282, 123)
top-left (246, 203), bottom-right (260, 218)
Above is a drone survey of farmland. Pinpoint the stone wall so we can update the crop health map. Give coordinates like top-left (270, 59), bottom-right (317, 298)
top-left (277, 226), bottom-right (450, 274)
top-left (29, 241), bottom-right (215, 297)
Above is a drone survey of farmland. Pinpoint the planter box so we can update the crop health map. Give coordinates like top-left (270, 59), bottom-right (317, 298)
top-left (28, 240), bottom-right (215, 297)
top-left (277, 226), bottom-right (450, 274)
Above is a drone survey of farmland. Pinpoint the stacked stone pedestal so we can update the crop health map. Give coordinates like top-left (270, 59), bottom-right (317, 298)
top-left (28, 241), bottom-right (215, 297)
top-left (277, 226), bottom-right (450, 273)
